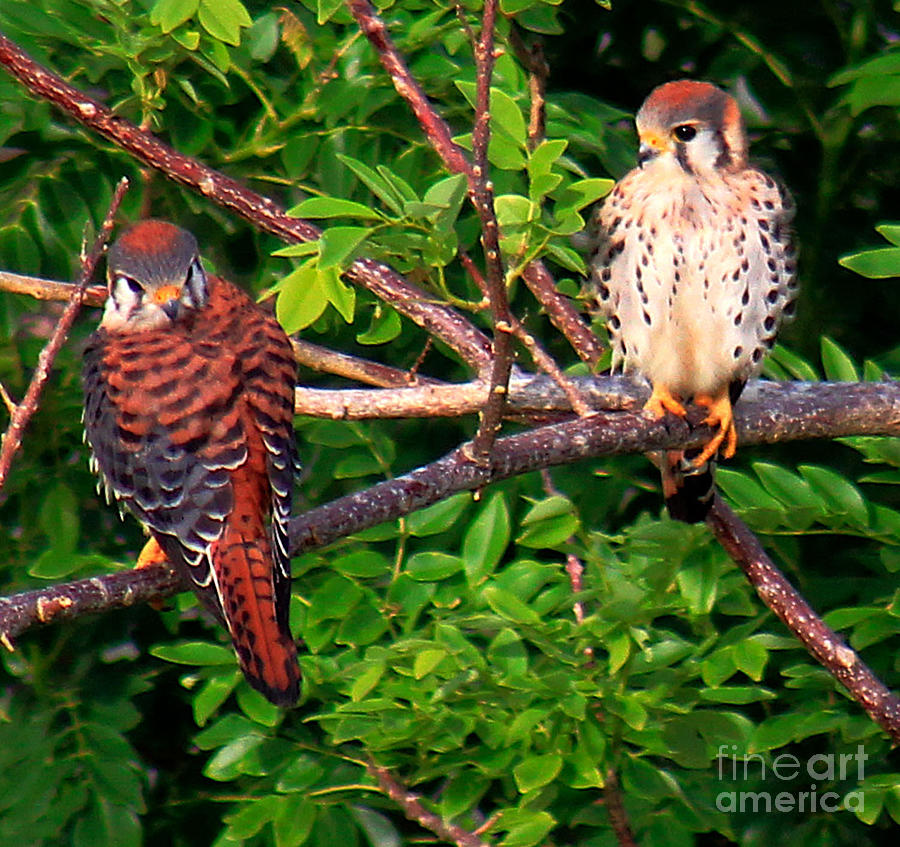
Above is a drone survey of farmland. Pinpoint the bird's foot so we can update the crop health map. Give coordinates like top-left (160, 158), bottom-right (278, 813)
top-left (691, 391), bottom-right (737, 466)
top-left (135, 536), bottom-right (168, 569)
top-left (643, 384), bottom-right (688, 420)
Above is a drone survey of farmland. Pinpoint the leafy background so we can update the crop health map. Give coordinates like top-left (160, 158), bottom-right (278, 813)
top-left (0, 0), bottom-right (899, 845)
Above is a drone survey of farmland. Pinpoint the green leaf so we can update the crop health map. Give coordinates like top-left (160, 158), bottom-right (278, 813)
top-left (820, 336), bottom-right (860, 381)
top-left (276, 261), bottom-right (327, 333)
top-left (413, 648), bottom-right (447, 678)
top-left (527, 139), bottom-right (567, 179)
top-left (513, 754), bottom-right (563, 793)
top-left (318, 226), bottom-right (372, 269)
top-left (517, 495), bottom-right (579, 548)
top-left (150, 641), bottom-right (236, 666)
top-left (198, 0), bottom-right (251, 46)
top-left (356, 304), bottom-right (401, 345)
top-left (463, 492), bottom-right (511, 585)
top-left (277, 756), bottom-right (326, 793)
top-left (406, 492), bottom-right (470, 536)
top-left (482, 585), bottom-right (541, 625)
top-left (333, 452), bottom-right (382, 478)
top-left (151, 0), bottom-right (199, 32)
top-left (752, 462), bottom-right (823, 512)
top-left (306, 576), bottom-right (363, 624)
top-left (331, 550), bottom-right (391, 578)
top-left (799, 465), bottom-right (869, 525)
top-left (699, 686), bottom-right (777, 704)
top-left (319, 264), bottom-right (355, 323)
top-left (349, 663), bottom-right (385, 701)
top-left (336, 154), bottom-right (404, 215)
top-left (224, 796), bottom-right (280, 839)
top-left (764, 344), bottom-right (819, 381)
top-left (193, 673), bottom-right (241, 726)
top-left (28, 551), bottom-right (107, 580)
top-left (422, 174), bottom-right (468, 225)
top-left (204, 734), bottom-right (267, 781)
top-left (273, 795), bottom-right (317, 847)
top-left (406, 551), bottom-right (463, 581)
top-left (498, 810), bottom-right (555, 847)
top-left (490, 88), bottom-right (527, 146)
top-left (839, 246), bottom-right (900, 278)
top-left (39, 482), bottom-right (79, 552)
top-left (289, 197), bottom-right (382, 220)
top-left (371, 165), bottom-right (418, 213)
top-left (732, 638), bottom-right (769, 681)
top-left (335, 602), bottom-right (388, 645)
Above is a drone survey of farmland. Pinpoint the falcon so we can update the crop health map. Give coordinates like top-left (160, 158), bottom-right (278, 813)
top-left (83, 220), bottom-right (301, 705)
top-left (588, 80), bottom-right (797, 521)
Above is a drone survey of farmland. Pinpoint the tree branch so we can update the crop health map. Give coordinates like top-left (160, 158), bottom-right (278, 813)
top-left (467, 0), bottom-right (514, 459)
top-left (2, 381), bottom-right (899, 737)
top-left (0, 31), bottom-right (492, 373)
top-left (707, 497), bottom-right (900, 742)
top-left (0, 177), bottom-right (128, 492)
top-left (345, 2), bottom-right (598, 376)
top-left (367, 762), bottom-right (489, 847)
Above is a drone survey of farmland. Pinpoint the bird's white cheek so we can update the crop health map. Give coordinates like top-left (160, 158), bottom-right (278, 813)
top-left (100, 299), bottom-right (171, 332)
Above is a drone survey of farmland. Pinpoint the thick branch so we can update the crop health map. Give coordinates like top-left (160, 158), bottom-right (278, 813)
top-left (0, 564), bottom-right (183, 647)
top-left (707, 497), bottom-right (900, 742)
top-left (0, 32), bottom-right (492, 373)
top-left (3, 381), bottom-right (900, 740)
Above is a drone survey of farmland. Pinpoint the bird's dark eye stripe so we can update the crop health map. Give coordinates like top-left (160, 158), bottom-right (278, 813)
top-left (674, 124), bottom-right (697, 142)
top-left (117, 275), bottom-right (144, 295)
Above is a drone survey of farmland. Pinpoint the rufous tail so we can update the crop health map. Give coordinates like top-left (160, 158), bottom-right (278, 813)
top-left (214, 528), bottom-right (300, 706)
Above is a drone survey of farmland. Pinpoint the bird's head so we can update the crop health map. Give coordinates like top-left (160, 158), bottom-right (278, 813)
top-left (634, 80), bottom-right (747, 177)
top-left (101, 220), bottom-right (209, 331)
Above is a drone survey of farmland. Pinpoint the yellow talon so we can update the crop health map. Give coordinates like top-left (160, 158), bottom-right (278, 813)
top-left (643, 384), bottom-right (688, 419)
top-left (135, 536), bottom-right (168, 569)
top-left (691, 390), bottom-right (737, 466)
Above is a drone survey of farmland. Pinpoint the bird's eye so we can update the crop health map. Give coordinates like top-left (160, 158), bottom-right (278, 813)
top-left (673, 124), bottom-right (697, 142)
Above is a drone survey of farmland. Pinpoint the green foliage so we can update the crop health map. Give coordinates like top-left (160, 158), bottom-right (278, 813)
top-left (1, 1), bottom-right (900, 846)
top-left (840, 224), bottom-right (900, 279)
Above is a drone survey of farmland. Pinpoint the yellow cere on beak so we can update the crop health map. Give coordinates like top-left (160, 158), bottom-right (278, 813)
top-left (152, 284), bottom-right (182, 305)
top-left (639, 130), bottom-right (671, 154)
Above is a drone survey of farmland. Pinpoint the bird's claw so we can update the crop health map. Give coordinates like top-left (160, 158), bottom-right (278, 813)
top-left (643, 385), bottom-right (688, 420)
top-left (691, 391), bottom-right (737, 466)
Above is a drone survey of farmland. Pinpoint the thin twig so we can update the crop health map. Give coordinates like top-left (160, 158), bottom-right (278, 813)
top-left (0, 32), bottom-right (492, 373)
top-left (291, 337), bottom-right (441, 388)
top-left (522, 263), bottom-right (604, 367)
top-left (706, 496), bottom-right (900, 742)
top-left (0, 177), bottom-right (129, 492)
top-left (509, 316), bottom-right (591, 416)
top-left (468, 0), bottom-right (514, 460)
top-left (508, 27), bottom-right (549, 150)
top-left (346, 0), bottom-right (473, 180)
top-left (0, 269), bottom-right (105, 305)
top-left (367, 762), bottom-right (489, 847)
top-left (602, 766), bottom-right (638, 847)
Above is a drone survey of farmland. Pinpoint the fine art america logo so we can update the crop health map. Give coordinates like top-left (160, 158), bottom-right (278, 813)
top-left (716, 745), bottom-right (867, 814)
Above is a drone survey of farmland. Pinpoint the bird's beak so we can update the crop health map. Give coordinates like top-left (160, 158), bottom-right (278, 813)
top-left (152, 284), bottom-right (182, 321)
top-left (637, 131), bottom-right (669, 167)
